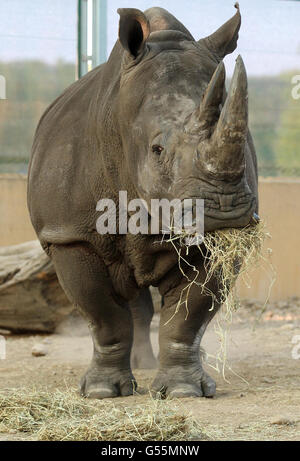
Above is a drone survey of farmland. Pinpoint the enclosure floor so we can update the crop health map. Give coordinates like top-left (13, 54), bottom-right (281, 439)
top-left (0, 304), bottom-right (299, 441)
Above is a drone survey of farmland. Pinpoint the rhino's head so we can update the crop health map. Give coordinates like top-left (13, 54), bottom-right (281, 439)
top-left (116, 4), bottom-right (257, 233)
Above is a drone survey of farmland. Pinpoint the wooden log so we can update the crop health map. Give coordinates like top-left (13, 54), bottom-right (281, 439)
top-left (0, 241), bottom-right (73, 333)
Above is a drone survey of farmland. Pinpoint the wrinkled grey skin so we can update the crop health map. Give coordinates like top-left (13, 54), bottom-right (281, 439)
top-left (28, 5), bottom-right (258, 398)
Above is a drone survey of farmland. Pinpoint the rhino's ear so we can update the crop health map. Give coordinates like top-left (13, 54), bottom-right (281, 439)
top-left (199, 3), bottom-right (241, 60)
top-left (118, 8), bottom-right (150, 58)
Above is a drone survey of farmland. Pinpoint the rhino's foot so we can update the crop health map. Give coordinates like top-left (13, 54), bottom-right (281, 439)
top-left (80, 365), bottom-right (137, 399)
top-left (151, 365), bottom-right (216, 399)
top-left (131, 343), bottom-right (157, 369)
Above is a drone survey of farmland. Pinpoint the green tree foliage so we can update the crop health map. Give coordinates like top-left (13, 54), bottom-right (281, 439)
top-left (275, 74), bottom-right (300, 176)
top-left (248, 76), bottom-right (288, 176)
top-left (0, 60), bottom-right (75, 172)
top-left (0, 60), bottom-right (299, 176)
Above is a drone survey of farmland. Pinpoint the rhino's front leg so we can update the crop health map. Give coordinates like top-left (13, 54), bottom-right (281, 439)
top-left (152, 265), bottom-right (220, 398)
top-left (51, 244), bottom-right (136, 399)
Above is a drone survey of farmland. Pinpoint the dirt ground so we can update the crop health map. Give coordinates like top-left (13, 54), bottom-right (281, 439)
top-left (0, 300), bottom-right (299, 441)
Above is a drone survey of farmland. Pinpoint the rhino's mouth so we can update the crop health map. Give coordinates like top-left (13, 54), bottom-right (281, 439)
top-left (204, 198), bottom-right (257, 232)
top-left (179, 189), bottom-right (257, 234)
top-left (174, 173), bottom-right (257, 233)
top-left (205, 187), bottom-right (255, 213)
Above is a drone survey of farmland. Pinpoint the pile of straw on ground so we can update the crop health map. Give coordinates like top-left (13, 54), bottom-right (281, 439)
top-left (0, 388), bottom-right (206, 441)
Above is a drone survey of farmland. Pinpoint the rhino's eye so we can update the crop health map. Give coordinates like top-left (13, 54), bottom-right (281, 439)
top-left (152, 144), bottom-right (164, 155)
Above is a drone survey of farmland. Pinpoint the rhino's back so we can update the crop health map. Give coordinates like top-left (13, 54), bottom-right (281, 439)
top-left (28, 64), bottom-right (108, 245)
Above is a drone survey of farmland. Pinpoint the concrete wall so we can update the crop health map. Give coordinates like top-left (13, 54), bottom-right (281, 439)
top-left (238, 178), bottom-right (300, 301)
top-left (0, 174), bottom-right (299, 301)
top-left (0, 175), bottom-right (36, 245)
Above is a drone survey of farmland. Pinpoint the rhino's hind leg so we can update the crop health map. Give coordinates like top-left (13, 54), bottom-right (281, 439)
top-left (130, 288), bottom-right (157, 369)
top-left (50, 243), bottom-right (136, 399)
top-left (152, 264), bottom-right (219, 399)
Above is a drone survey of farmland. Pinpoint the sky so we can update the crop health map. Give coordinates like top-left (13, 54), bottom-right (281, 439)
top-left (0, 0), bottom-right (299, 76)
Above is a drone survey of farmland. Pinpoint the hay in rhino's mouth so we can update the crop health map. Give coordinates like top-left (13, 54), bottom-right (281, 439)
top-left (162, 220), bottom-right (275, 377)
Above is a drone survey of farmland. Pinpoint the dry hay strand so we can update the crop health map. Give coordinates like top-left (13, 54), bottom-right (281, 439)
top-left (163, 220), bottom-right (275, 378)
top-left (0, 388), bottom-right (206, 441)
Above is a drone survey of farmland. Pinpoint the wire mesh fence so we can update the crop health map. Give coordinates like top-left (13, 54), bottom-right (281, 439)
top-left (0, 0), bottom-right (299, 177)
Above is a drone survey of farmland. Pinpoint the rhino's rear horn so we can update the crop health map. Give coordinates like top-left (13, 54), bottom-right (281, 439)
top-left (213, 55), bottom-right (248, 177)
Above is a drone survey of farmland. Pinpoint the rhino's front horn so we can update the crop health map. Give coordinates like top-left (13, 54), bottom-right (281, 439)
top-left (213, 55), bottom-right (248, 177)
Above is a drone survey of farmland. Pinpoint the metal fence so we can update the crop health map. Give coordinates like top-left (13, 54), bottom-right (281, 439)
top-left (0, 0), bottom-right (299, 177)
